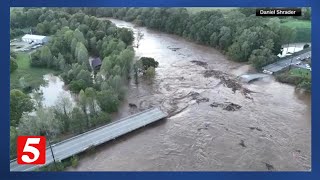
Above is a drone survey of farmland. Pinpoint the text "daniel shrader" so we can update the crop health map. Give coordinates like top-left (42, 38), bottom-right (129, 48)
top-left (256, 8), bottom-right (302, 16)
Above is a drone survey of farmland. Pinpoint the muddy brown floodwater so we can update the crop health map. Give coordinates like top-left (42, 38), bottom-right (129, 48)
top-left (68, 18), bottom-right (311, 171)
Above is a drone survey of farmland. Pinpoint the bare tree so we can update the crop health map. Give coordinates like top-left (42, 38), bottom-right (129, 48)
top-left (136, 29), bottom-right (144, 48)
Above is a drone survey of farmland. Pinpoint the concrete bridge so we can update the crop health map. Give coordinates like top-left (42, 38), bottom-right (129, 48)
top-left (238, 73), bottom-right (269, 83)
top-left (10, 107), bottom-right (168, 172)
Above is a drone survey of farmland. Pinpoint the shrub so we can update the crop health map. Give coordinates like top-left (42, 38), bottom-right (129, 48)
top-left (71, 155), bottom-right (79, 168)
top-left (145, 67), bottom-right (155, 78)
top-left (10, 57), bottom-right (18, 73)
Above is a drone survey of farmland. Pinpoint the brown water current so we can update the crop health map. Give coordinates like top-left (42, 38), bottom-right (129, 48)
top-left (68, 18), bottom-right (311, 171)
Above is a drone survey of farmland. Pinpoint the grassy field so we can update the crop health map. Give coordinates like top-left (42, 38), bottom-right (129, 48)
top-left (281, 19), bottom-right (311, 43)
top-left (10, 52), bottom-right (55, 91)
top-left (186, 7), bottom-right (236, 14)
top-left (289, 68), bottom-right (311, 79)
top-left (281, 19), bottom-right (311, 29)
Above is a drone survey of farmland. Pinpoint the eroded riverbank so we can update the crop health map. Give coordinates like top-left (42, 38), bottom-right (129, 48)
top-left (68, 19), bottom-right (311, 171)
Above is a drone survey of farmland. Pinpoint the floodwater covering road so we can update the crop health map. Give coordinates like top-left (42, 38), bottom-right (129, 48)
top-left (68, 19), bottom-right (311, 171)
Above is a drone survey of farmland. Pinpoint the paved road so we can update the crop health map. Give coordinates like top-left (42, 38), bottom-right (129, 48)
top-left (263, 50), bottom-right (311, 73)
top-left (10, 107), bottom-right (168, 172)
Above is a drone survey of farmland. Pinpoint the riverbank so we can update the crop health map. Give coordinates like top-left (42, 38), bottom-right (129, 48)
top-left (276, 68), bottom-right (311, 92)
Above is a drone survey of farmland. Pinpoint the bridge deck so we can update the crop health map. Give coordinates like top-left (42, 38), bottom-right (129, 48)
top-left (10, 107), bottom-right (168, 172)
top-left (239, 74), bottom-right (269, 83)
top-left (262, 50), bottom-right (311, 73)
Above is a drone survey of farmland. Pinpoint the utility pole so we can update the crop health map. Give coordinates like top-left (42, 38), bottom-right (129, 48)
top-left (41, 129), bottom-right (58, 171)
top-left (46, 132), bottom-right (58, 171)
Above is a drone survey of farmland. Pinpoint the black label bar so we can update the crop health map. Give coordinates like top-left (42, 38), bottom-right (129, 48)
top-left (256, 8), bottom-right (302, 16)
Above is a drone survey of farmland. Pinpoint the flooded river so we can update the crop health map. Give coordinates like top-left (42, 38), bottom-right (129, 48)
top-left (69, 19), bottom-right (311, 171)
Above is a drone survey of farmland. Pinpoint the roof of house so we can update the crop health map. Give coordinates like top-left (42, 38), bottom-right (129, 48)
top-left (91, 58), bottom-right (102, 68)
top-left (22, 34), bottom-right (47, 40)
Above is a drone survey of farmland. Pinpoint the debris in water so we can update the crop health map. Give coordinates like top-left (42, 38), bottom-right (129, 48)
top-left (196, 97), bottom-right (209, 104)
top-left (189, 91), bottom-right (200, 99)
top-left (209, 102), bottom-right (220, 107)
top-left (191, 60), bottom-right (208, 68)
top-left (264, 163), bottom-right (275, 170)
top-left (249, 127), bottom-right (263, 131)
top-left (197, 123), bottom-right (210, 131)
top-left (203, 69), bottom-right (224, 78)
top-left (128, 103), bottom-right (137, 108)
top-left (223, 103), bottom-right (241, 111)
top-left (203, 69), bottom-right (254, 99)
top-left (209, 102), bottom-right (242, 111)
top-left (167, 46), bottom-right (181, 51)
top-left (239, 140), bottom-right (246, 147)
top-left (188, 91), bottom-right (209, 104)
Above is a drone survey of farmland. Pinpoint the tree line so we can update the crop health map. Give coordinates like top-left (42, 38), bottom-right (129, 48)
top-left (75, 7), bottom-right (299, 69)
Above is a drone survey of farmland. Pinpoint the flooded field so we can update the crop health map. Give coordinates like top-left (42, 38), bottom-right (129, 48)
top-left (68, 19), bottom-right (311, 171)
top-left (279, 43), bottom-right (311, 57)
top-left (31, 74), bottom-right (75, 107)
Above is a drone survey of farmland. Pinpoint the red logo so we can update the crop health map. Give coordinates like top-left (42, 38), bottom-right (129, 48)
top-left (17, 136), bottom-right (46, 164)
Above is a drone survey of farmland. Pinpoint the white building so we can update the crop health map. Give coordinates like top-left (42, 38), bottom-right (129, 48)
top-left (21, 34), bottom-right (48, 44)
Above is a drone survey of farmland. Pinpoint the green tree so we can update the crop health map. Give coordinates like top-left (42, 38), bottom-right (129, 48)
top-left (218, 26), bottom-right (232, 50)
top-left (91, 111), bottom-right (111, 127)
top-left (54, 92), bottom-right (73, 132)
top-left (118, 28), bottom-right (134, 45)
top-left (71, 38), bottom-right (78, 56)
top-left (10, 126), bottom-right (18, 159)
top-left (79, 90), bottom-right (90, 129)
top-left (18, 107), bottom-right (61, 137)
top-left (97, 89), bottom-right (120, 113)
top-left (85, 87), bottom-right (97, 117)
top-left (10, 57), bottom-right (18, 73)
top-left (40, 46), bottom-right (53, 68)
top-left (76, 69), bottom-right (92, 87)
top-left (57, 53), bottom-right (66, 70)
top-left (10, 89), bottom-right (34, 127)
top-left (137, 57), bottom-right (159, 72)
top-left (249, 41), bottom-right (277, 69)
top-left (75, 42), bottom-right (89, 65)
top-left (73, 29), bottom-right (87, 47)
top-left (70, 107), bottom-right (86, 133)
top-left (145, 67), bottom-right (155, 78)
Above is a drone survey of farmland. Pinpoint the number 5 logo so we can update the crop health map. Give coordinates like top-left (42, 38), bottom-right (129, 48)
top-left (17, 136), bottom-right (46, 164)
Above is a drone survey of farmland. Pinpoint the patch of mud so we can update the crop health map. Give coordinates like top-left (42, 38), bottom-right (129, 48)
top-left (209, 102), bottom-right (242, 111)
top-left (203, 69), bottom-right (254, 99)
top-left (191, 60), bottom-right (208, 68)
